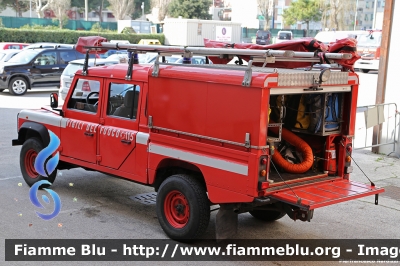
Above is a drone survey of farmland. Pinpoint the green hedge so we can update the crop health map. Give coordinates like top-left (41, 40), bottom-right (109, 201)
top-left (0, 28), bottom-right (165, 45)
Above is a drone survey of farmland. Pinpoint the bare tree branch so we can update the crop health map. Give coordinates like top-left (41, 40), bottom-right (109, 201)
top-left (108, 0), bottom-right (135, 20)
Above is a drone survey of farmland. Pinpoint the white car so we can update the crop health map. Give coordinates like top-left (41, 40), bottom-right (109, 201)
top-left (0, 49), bottom-right (20, 63)
top-left (59, 59), bottom-right (119, 100)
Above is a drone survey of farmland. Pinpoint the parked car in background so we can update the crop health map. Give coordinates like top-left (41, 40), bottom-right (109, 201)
top-left (138, 39), bottom-right (161, 45)
top-left (171, 56), bottom-right (213, 64)
top-left (314, 30), bottom-right (364, 44)
top-left (0, 47), bottom-right (95, 95)
top-left (59, 58), bottom-right (120, 100)
top-left (256, 30), bottom-right (271, 45)
top-left (0, 49), bottom-right (21, 63)
top-left (23, 42), bottom-right (74, 50)
top-left (0, 42), bottom-right (29, 50)
top-left (275, 31), bottom-right (293, 43)
top-left (354, 30), bottom-right (382, 73)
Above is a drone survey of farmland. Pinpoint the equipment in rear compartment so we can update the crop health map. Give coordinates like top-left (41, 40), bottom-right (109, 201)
top-left (268, 92), bottom-right (343, 175)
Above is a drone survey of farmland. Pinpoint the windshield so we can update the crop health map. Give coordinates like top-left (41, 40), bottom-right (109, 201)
top-left (357, 33), bottom-right (381, 47)
top-left (63, 63), bottom-right (83, 76)
top-left (8, 50), bottom-right (38, 63)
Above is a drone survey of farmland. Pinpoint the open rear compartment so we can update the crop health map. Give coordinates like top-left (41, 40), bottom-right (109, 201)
top-left (266, 89), bottom-right (350, 191)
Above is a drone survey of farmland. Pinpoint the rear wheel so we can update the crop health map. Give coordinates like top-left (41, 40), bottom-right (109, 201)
top-left (360, 69), bottom-right (370, 73)
top-left (156, 174), bottom-right (210, 240)
top-left (9, 77), bottom-right (29, 96)
top-left (20, 138), bottom-right (57, 187)
top-left (249, 204), bottom-right (286, 221)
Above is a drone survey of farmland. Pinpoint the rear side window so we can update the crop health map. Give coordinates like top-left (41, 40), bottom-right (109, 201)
top-left (60, 51), bottom-right (77, 64)
top-left (75, 51), bottom-right (98, 60)
top-left (107, 83), bottom-right (140, 119)
top-left (63, 63), bottom-right (83, 76)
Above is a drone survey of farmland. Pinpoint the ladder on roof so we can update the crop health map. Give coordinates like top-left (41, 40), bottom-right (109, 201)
top-left (81, 41), bottom-right (352, 86)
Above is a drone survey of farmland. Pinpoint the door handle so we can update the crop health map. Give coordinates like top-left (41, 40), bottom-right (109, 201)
top-left (121, 139), bottom-right (131, 144)
top-left (52, 67), bottom-right (59, 69)
top-left (84, 132), bottom-right (94, 137)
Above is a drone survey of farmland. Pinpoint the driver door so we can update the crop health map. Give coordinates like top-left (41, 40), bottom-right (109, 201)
top-left (61, 77), bottom-right (103, 164)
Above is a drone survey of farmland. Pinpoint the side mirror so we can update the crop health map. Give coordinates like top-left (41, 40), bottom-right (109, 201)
top-left (50, 93), bottom-right (58, 108)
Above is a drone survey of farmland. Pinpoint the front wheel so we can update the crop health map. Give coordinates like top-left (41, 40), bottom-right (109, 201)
top-left (9, 77), bottom-right (29, 96)
top-left (156, 174), bottom-right (210, 240)
top-left (20, 138), bottom-right (57, 187)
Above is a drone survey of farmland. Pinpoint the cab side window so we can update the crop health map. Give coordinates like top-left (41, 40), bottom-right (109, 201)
top-left (67, 79), bottom-right (100, 114)
top-left (35, 51), bottom-right (57, 65)
top-left (107, 83), bottom-right (140, 119)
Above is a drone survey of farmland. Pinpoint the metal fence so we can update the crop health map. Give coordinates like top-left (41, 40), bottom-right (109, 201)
top-left (354, 103), bottom-right (399, 157)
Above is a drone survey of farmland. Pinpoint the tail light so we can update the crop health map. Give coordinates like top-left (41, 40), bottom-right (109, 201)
top-left (82, 81), bottom-right (91, 92)
top-left (344, 143), bottom-right (353, 174)
top-left (258, 155), bottom-right (270, 191)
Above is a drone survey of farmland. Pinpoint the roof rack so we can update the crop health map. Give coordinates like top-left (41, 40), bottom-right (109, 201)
top-left (79, 39), bottom-right (353, 86)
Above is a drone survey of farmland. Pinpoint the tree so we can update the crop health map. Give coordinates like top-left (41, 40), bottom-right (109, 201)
top-left (33, 0), bottom-right (53, 18)
top-left (168, 0), bottom-right (212, 20)
top-left (152, 0), bottom-right (172, 21)
top-left (1, 0), bottom-right (30, 17)
top-left (283, 0), bottom-right (321, 36)
top-left (108, 0), bottom-right (135, 20)
top-left (131, 0), bottom-right (151, 20)
top-left (71, 0), bottom-right (109, 22)
top-left (257, 0), bottom-right (272, 30)
top-left (318, 0), bottom-right (356, 31)
top-left (49, 0), bottom-right (71, 29)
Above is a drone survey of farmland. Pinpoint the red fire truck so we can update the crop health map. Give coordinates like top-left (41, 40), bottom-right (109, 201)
top-left (12, 37), bottom-right (384, 240)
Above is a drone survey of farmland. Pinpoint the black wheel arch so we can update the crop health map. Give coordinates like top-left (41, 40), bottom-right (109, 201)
top-left (16, 121), bottom-right (50, 146)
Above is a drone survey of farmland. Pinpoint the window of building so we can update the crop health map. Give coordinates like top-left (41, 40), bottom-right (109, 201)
top-left (365, 14), bottom-right (369, 21)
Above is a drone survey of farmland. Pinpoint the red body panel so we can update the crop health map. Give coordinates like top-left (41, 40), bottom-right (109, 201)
top-left (270, 180), bottom-right (384, 210)
top-left (16, 57), bottom-right (383, 207)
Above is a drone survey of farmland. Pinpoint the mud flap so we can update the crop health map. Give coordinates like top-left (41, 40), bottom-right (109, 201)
top-left (215, 204), bottom-right (238, 241)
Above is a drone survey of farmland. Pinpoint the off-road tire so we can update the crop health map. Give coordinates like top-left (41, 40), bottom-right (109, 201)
top-left (9, 77), bottom-right (29, 96)
top-left (156, 174), bottom-right (210, 241)
top-left (20, 137), bottom-right (57, 187)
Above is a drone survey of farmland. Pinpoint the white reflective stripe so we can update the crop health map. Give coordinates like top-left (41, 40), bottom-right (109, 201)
top-left (19, 110), bottom-right (65, 128)
top-left (136, 132), bottom-right (149, 145)
top-left (349, 75), bottom-right (359, 84)
top-left (264, 77), bottom-right (278, 87)
top-left (60, 118), bottom-right (68, 128)
top-left (149, 144), bottom-right (248, 176)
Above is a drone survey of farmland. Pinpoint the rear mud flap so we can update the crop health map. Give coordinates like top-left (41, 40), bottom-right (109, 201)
top-left (215, 204), bottom-right (238, 241)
